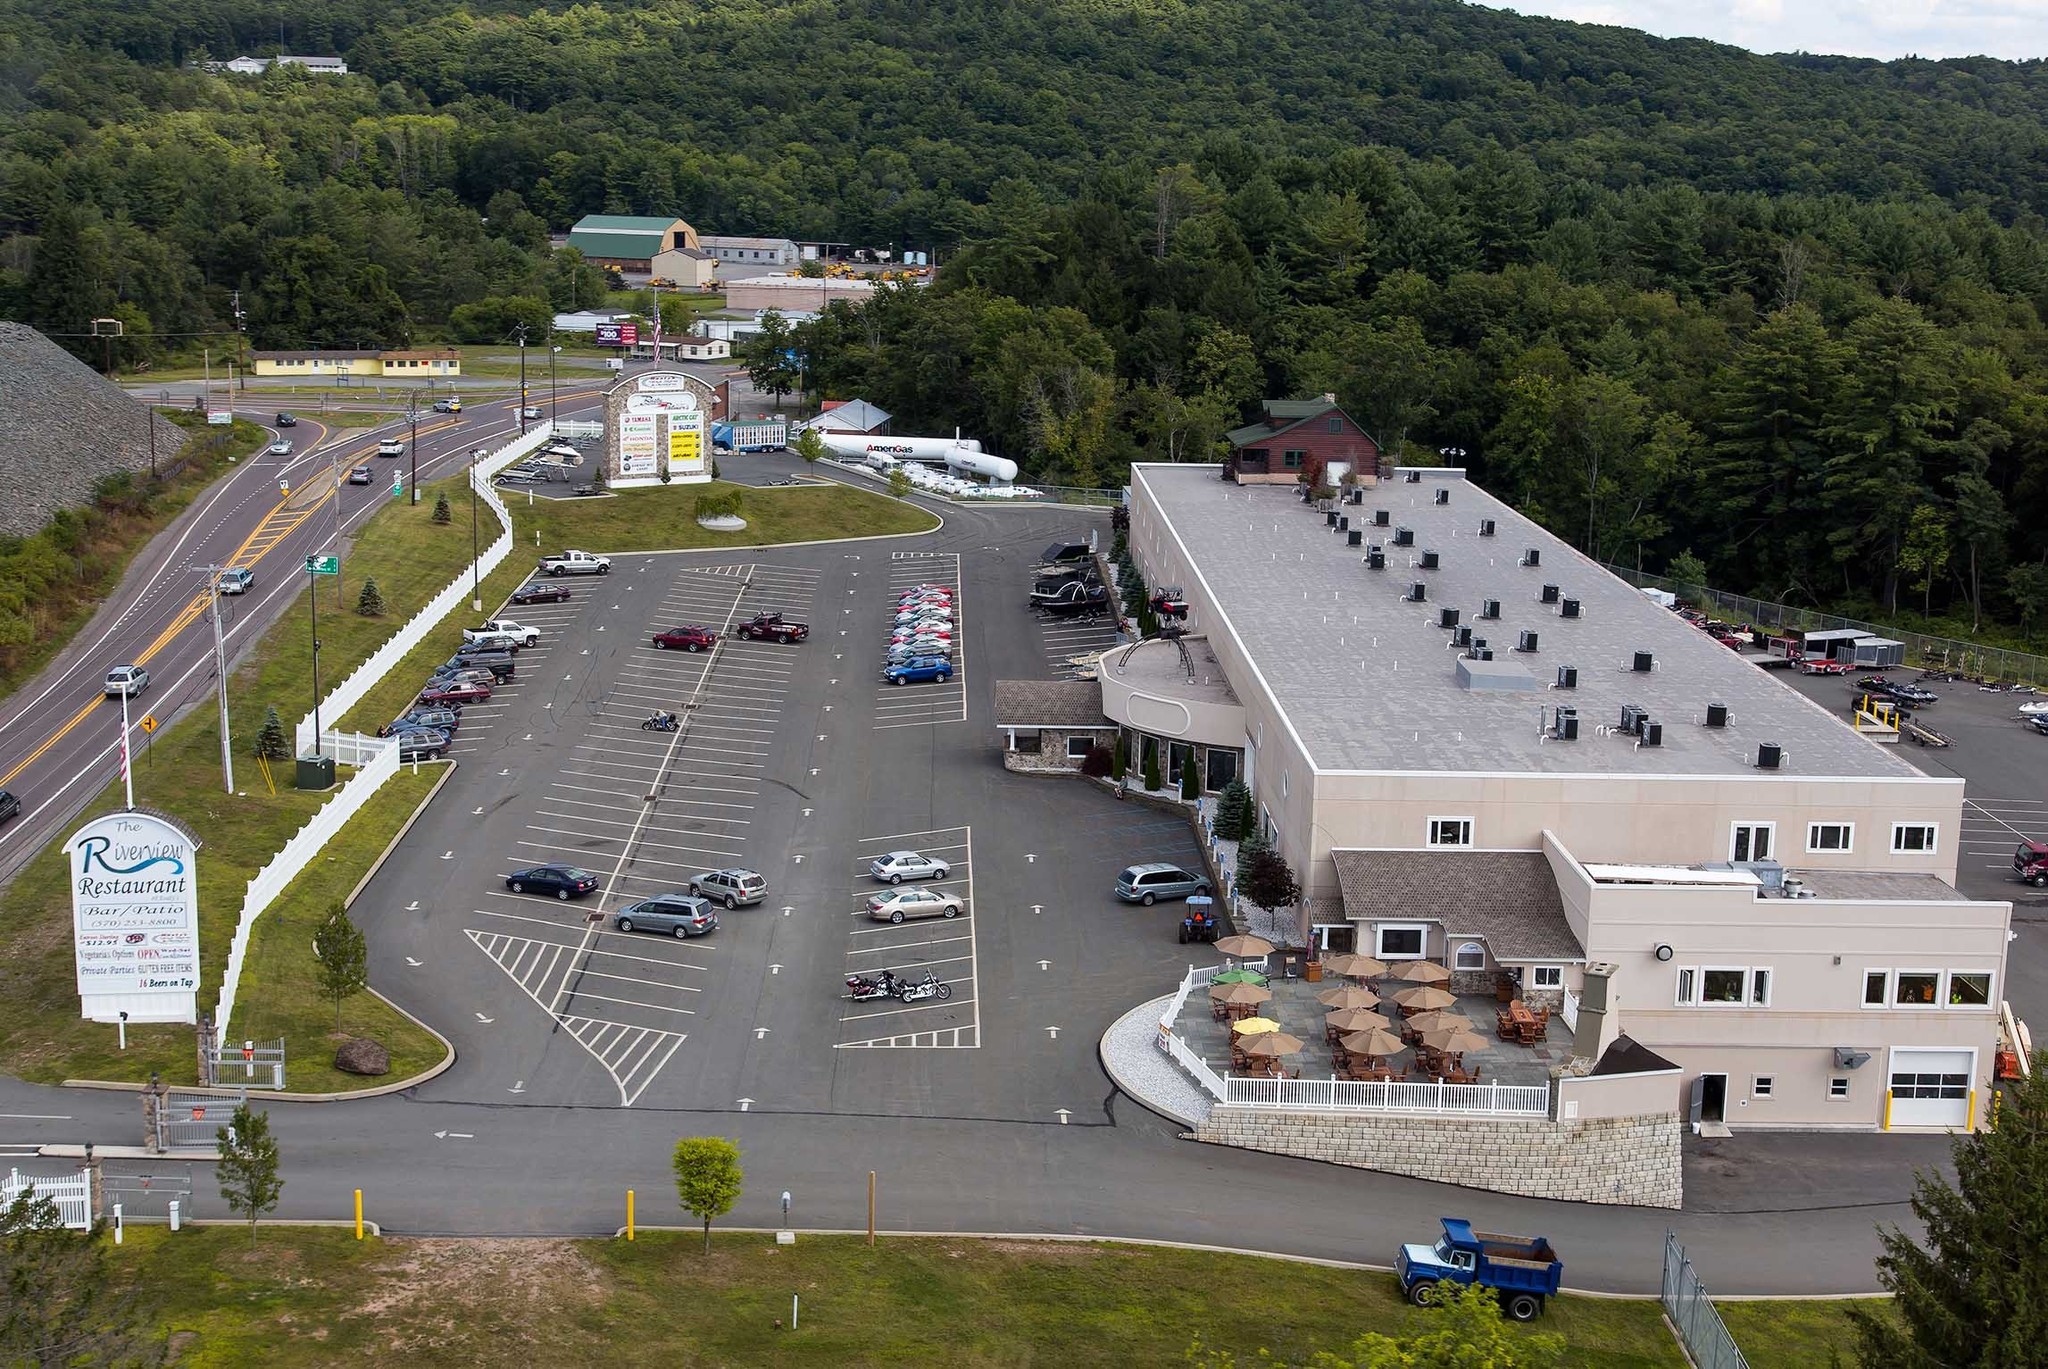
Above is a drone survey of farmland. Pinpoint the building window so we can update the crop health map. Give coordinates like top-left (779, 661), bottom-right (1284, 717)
top-left (1864, 970), bottom-right (1889, 1006)
top-left (1948, 972), bottom-right (1993, 1007)
top-left (1806, 822), bottom-right (1854, 853)
top-left (1730, 822), bottom-right (1774, 862)
top-left (1282, 450), bottom-right (1306, 469)
top-left (1376, 924), bottom-right (1426, 959)
top-left (1427, 818), bottom-right (1473, 848)
top-left (1893, 971), bottom-right (1941, 1007)
top-left (1674, 967), bottom-right (1695, 1005)
top-left (1532, 966), bottom-right (1563, 990)
top-left (1279, 769), bottom-right (1289, 799)
top-left (1454, 942), bottom-right (1487, 971)
top-left (1679, 967), bottom-right (1771, 1006)
top-left (1327, 418), bottom-right (1343, 434)
top-left (1205, 748), bottom-right (1237, 792)
top-left (1752, 1076), bottom-right (1774, 1100)
top-left (1891, 823), bottom-right (1938, 854)
top-left (1064, 735), bottom-right (1094, 760)
top-left (1829, 1076), bottom-right (1850, 1100)
top-left (1700, 968), bottom-right (1746, 1004)
top-left (1750, 969), bottom-right (1771, 1006)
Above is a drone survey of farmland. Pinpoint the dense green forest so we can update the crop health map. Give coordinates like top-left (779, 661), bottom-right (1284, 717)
top-left (5, 1), bottom-right (2048, 628)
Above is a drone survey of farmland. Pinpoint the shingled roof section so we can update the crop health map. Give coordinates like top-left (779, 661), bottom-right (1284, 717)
top-left (1329, 849), bottom-right (1585, 962)
top-left (1590, 1034), bottom-right (1681, 1077)
top-left (0, 323), bottom-right (189, 539)
top-left (993, 679), bottom-right (1110, 727)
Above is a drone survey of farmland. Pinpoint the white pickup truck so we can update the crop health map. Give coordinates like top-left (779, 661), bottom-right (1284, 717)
top-left (538, 549), bottom-right (610, 577)
top-left (463, 619), bottom-right (539, 648)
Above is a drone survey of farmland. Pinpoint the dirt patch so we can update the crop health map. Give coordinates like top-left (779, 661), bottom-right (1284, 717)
top-left (975, 1240), bottom-right (1109, 1261)
top-left (360, 1237), bottom-right (603, 1328)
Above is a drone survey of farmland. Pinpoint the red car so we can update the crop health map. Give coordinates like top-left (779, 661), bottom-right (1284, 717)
top-left (420, 680), bottom-right (492, 705)
top-left (653, 625), bottom-right (718, 652)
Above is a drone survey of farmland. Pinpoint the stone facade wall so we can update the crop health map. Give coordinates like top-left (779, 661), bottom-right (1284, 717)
top-left (1194, 1106), bottom-right (1682, 1209)
top-left (1002, 727), bottom-right (1115, 775)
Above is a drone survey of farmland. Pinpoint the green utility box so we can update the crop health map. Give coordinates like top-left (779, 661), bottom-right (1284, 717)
top-left (295, 753), bottom-right (336, 791)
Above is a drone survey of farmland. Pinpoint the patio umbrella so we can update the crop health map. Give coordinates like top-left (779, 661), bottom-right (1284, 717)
top-left (1231, 1016), bottom-right (1281, 1036)
top-left (1339, 1026), bottom-right (1407, 1059)
top-left (1241, 1031), bottom-right (1306, 1058)
top-left (1215, 934), bottom-right (1275, 958)
top-left (1320, 952), bottom-right (1386, 979)
top-left (1420, 1025), bottom-right (1490, 1056)
top-left (1212, 968), bottom-right (1269, 986)
top-left (1393, 960), bottom-right (1453, 984)
top-left (1324, 1007), bottom-right (1389, 1034)
top-left (1208, 981), bottom-right (1272, 1006)
top-left (1405, 1010), bottom-right (1474, 1035)
top-left (1391, 984), bottom-right (1457, 1012)
top-left (1316, 985), bottom-right (1380, 1010)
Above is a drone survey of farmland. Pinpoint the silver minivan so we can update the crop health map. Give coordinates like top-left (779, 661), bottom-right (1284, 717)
top-left (1115, 863), bottom-right (1211, 905)
top-left (613, 894), bottom-right (718, 938)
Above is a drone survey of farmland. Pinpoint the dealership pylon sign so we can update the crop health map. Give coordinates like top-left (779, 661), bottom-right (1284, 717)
top-left (66, 811), bottom-right (202, 1023)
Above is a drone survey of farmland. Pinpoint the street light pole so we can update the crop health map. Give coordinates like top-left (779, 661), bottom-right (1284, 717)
top-left (409, 394), bottom-right (420, 506)
top-left (306, 556), bottom-right (322, 758)
top-left (550, 346), bottom-right (559, 425)
top-left (203, 567), bottom-right (235, 794)
top-left (470, 448), bottom-right (483, 612)
top-left (515, 324), bottom-right (530, 434)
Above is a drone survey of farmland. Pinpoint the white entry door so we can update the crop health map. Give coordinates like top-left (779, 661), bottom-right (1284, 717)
top-left (1888, 1049), bottom-right (1974, 1128)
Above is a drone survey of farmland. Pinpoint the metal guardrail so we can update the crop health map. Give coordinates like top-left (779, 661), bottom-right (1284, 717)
top-left (1222, 1076), bottom-right (1552, 1116)
top-left (1662, 1230), bottom-right (1749, 1369)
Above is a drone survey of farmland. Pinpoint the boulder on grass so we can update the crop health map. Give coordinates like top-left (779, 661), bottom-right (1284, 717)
top-left (333, 1037), bottom-right (390, 1077)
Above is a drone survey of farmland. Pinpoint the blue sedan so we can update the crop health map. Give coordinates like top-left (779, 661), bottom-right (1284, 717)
top-left (884, 656), bottom-right (954, 686)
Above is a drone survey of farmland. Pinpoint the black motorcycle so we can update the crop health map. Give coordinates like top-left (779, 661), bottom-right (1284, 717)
top-left (845, 971), bottom-right (900, 1002)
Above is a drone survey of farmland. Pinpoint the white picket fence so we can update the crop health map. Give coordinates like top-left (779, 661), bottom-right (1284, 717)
top-left (216, 742), bottom-right (401, 1035)
top-left (294, 425), bottom-right (552, 753)
top-left (310, 730), bottom-right (391, 768)
top-left (3, 1167), bottom-right (92, 1229)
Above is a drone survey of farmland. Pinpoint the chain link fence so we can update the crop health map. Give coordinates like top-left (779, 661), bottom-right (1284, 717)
top-left (1661, 1230), bottom-right (1749, 1369)
top-left (1607, 564), bottom-right (2048, 686)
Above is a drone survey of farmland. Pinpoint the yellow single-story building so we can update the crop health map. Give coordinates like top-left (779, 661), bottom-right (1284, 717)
top-left (252, 348), bottom-right (461, 378)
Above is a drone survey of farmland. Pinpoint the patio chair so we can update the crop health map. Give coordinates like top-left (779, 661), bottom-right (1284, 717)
top-left (1532, 1007), bottom-right (1550, 1042)
top-left (1515, 1019), bottom-right (1539, 1046)
top-left (1495, 1010), bottom-right (1516, 1040)
top-left (1211, 1002), bottom-right (1230, 1022)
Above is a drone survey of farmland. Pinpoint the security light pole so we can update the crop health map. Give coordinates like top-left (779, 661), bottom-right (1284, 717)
top-left (201, 566), bottom-right (235, 794)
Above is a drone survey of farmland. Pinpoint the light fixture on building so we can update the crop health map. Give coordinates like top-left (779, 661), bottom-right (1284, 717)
top-left (1653, 944), bottom-right (1674, 962)
top-left (1834, 1048), bottom-right (1872, 1070)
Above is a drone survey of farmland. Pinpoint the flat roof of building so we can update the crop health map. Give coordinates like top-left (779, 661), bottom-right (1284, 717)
top-left (1133, 463), bottom-right (1922, 780)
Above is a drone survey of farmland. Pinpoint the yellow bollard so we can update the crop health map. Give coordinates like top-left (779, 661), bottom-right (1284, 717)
top-left (1883, 1088), bottom-right (1894, 1131)
top-left (354, 1188), bottom-right (363, 1240)
top-left (627, 1189), bottom-right (635, 1241)
top-left (1966, 1089), bottom-right (1978, 1132)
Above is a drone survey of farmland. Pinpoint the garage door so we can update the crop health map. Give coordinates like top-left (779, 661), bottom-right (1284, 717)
top-left (1889, 1049), bottom-right (1975, 1129)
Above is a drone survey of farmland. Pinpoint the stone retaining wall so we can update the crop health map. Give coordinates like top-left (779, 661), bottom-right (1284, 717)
top-left (1195, 1106), bottom-right (1682, 1208)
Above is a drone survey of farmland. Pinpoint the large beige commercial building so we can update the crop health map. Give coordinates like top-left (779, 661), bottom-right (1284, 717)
top-left (1117, 462), bottom-right (2011, 1133)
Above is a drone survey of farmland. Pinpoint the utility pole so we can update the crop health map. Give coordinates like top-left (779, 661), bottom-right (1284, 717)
top-left (469, 448), bottom-right (483, 612)
top-left (306, 556), bottom-right (323, 758)
top-left (231, 290), bottom-right (247, 391)
top-left (407, 391), bottom-right (420, 505)
top-left (515, 323), bottom-right (530, 433)
top-left (118, 686), bottom-right (135, 810)
top-left (327, 439), bottom-right (343, 605)
top-left (201, 567), bottom-right (235, 794)
top-left (550, 345), bottom-right (560, 425)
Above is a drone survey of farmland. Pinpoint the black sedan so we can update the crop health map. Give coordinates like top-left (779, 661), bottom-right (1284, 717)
top-left (505, 863), bottom-right (602, 899)
top-left (510, 582), bottom-right (573, 606)
top-left (0, 788), bottom-right (18, 823)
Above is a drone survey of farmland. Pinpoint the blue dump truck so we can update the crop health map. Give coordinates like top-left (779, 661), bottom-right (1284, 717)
top-left (1396, 1217), bottom-right (1563, 1321)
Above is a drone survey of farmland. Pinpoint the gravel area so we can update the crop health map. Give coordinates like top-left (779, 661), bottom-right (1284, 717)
top-left (1099, 995), bottom-right (1214, 1127)
top-left (0, 323), bottom-right (188, 537)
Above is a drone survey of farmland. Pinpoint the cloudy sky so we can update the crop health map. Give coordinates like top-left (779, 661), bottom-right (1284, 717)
top-left (1481, 0), bottom-right (2048, 61)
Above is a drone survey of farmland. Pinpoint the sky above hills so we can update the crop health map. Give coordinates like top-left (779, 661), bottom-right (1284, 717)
top-left (1486, 0), bottom-right (2047, 61)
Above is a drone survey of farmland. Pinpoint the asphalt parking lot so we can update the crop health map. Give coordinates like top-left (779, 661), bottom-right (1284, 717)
top-left (349, 505), bottom-right (1215, 1122)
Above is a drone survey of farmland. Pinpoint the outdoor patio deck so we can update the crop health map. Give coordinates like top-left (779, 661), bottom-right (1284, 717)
top-left (1171, 968), bottom-right (1574, 1087)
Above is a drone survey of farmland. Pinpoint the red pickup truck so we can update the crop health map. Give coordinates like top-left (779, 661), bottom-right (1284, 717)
top-left (737, 613), bottom-right (809, 644)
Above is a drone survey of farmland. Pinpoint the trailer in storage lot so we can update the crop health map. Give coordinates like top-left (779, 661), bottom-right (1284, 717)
top-left (1802, 627), bottom-right (1871, 661)
top-left (712, 419), bottom-right (789, 452)
top-left (1851, 637), bottom-right (1906, 669)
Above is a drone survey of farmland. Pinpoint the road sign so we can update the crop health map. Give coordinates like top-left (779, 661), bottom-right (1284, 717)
top-left (305, 555), bottom-right (339, 576)
top-left (391, 475), bottom-right (404, 497)
top-left (139, 714), bottom-right (159, 734)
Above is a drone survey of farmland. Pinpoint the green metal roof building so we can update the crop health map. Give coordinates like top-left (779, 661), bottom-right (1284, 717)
top-left (566, 215), bottom-right (701, 265)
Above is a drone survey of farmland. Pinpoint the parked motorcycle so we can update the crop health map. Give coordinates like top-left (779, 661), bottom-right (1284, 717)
top-left (642, 711), bottom-right (680, 731)
top-left (845, 971), bottom-right (901, 1002)
top-left (894, 971), bottom-right (953, 1003)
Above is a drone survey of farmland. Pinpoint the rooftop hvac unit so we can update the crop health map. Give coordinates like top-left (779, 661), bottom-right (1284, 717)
top-left (1540, 584), bottom-right (1560, 604)
top-left (1300, 486), bottom-right (1315, 504)
top-left (1406, 581), bottom-right (1427, 602)
top-left (1555, 707), bottom-right (1579, 740)
top-left (1706, 702), bottom-right (1729, 728)
top-left (1347, 488), bottom-right (1365, 505)
top-left (1434, 487), bottom-right (1450, 506)
top-left (1470, 637), bottom-right (1488, 652)
top-left (1757, 742), bottom-right (1783, 770)
top-left (1439, 607), bottom-right (1461, 629)
top-left (1556, 665), bottom-right (1578, 689)
top-left (1641, 720), bottom-right (1663, 747)
top-left (1337, 515), bottom-right (1349, 532)
top-left (1480, 599), bottom-right (1501, 620)
top-left (1632, 650), bottom-right (1655, 673)
top-left (1373, 509), bottom-right (1391, 527)
top-left (1620, 703), bottom-right (1647, 734)
top-left (1560, 598), bottom-right (1581, 619)
top-left (1366, 548), bottom-right (1386, 569)
top-left (1405, 470), bottom-right (1423, 483)
top-left (1453, 625), bottom-right (1473, 647)
top-left (1479, 519), bottom-right (1496, 537)
top-left (1325, 510), bottom-right (1339, 527)
top-left (1419, 549), bottom-right (1439, 569)
top-left (1522, 548), bottom-right (1542, 567)
top-left (1473, 646), bottom-right (1495, 661)
top-left (1393, 527), bottom-right (1415, 547)
top-left (1347, 529), bottom-right (1363, 547)
top-left (1517, 630), bottom-right (1539, 653)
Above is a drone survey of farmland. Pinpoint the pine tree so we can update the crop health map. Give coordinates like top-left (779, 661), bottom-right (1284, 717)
top-left (1213, 778), bottom-right (1252, 840)
top-left (1142, 739), bottom-right (1162, 792)
top-left (1854, 1057), bottom-right (2048, 1368)
top-left (354, 576), bottom-right (386, 616)
top-left (217, 1102), bottom-right (283, 1244)
top-left (431, 493), bottom-right (452, 524)
top-left (1112, 732), bottom-right (1128, 778)
top-left (1180, 755), bottom-right (1200, 800)
top-left (254, 706), bottom-right (291, 761)
top-left (312, 902), bottom-right (368, 1028)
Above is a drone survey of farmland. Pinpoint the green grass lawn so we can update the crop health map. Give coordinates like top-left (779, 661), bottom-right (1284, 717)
top-left (112, 1229), bottom-right (1683, 1368)
top-left (0, 480), bottom-right (484, 1088)
top-left (1718, 1299), bottom-right (1876, 1369)
top-left (303, 410), bottom-right (398, 428)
